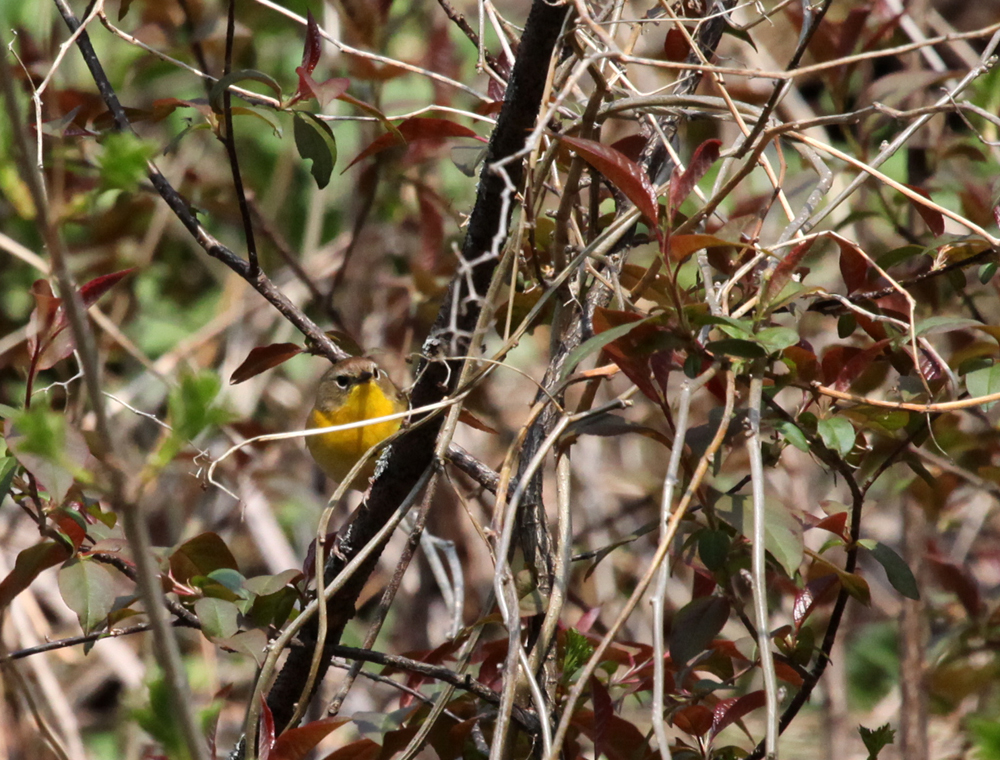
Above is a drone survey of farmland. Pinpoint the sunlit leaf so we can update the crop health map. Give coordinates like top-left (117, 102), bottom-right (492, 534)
top-left (195, 597), bottom-right (240, 640)
top-left (966, 364), bottom-right (1000, 410)
top-left (230, 343), bottom-right (304, 384)
top-left (58, 558), bottom-right (115, 633)
top-left (817, 417), bottom-right (855, 456)
top-left (669, 138), bottom-right (722, 210)
top-left (558, 134), bottom-right (658, 225)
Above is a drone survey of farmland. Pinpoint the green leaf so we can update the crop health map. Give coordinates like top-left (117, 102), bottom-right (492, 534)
top-left (98, 132), bottom-right (156, 191)
top-left (698, 529), bottom-right (730, 572)
top-left (817, 417), bottom-right (855, 456)
top-left (209, 69), bottom-right (282, 113)
top-left (776, 420), bottom-right (809, 452)
top-left (0, 456), bottom-right (17, 505)
top-left (859, 723), bottom-right (896, 760)
top-left (6, 404), bottom-right (93, 503)
top-left (563, 628), bottom-right (595, 678)
top-left (195, 597), bottom-right (240, 640)
top-left (58, 558), bottom-right (115, 633)
top-left (706, 338), bottom-right (767, 359)
top-left (562, 316), bottom-right (655, 379)
top-left (967, 364), bottom-right (1000, 410)
top-left (167, 371), bottom-right (227, 443)
top-left (715, 494), bottom-right (804, 577)
top-left (979, 262), bottom-right (998, 284)
top-left (864, 541), bottom-right (919, 600)
top-left (755, 326), bottom-right (799, 354)
top-left (914, 316), bottom-right (982, 336)
top-left (669, 596), bottom-right (730, 666)
top-left (133, 674), bottom-right (185, 757)
top-left (293, 112), bottom-right (337, 189)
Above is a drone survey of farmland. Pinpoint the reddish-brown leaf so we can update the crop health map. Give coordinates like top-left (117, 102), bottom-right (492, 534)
top-left (230, 343), bottom-right (304, 385)
top-left (169, 532), bottom-right (239, 585)
top-left (674, 705), bottom-right (714, 737)
top-left (904, 184), bottom-right (945, 237)
top-left (669, 138), bottom-right (722, 210)
top-left (764, 238), bottom-right (816, 304)
top-left (271, 717), bottom-right (350, 760)
top-left (663, 26), bottom-right (692, 62)
top-left (782, 344), bottom-right (819, 384)
top-left (666, 234), bottom-right (732, 263)
top-left (590, 676), bottom-right (613, 760)
top-left (792, 574), bottom-right (840, 629)
top-left (833, 339), bottom-right (890, 391)
top-left (301, 11), bottom-right (323, 75)
top-left (345, 117), bottom-right (482, 170)
top-left (813, 511), bottom-right (848, 540)
top-left (591, 308), bottom-right (663, 404)
top-left (80, 267), bottom-right (135, 308)
top-left (294, 69), bottom-right (350, 109)
top-left (319, 738), bottom-right (380, 760)
top-left (558, 134), bottom-right (659, 225)
top-left (0, 541), bottom-right (73, 610)
top-left (837, 239), bottom-right (869, 294)
top-left (259, 696), bottom-right (276, 760)
top-left (820, 345), bottom-right (863, 386)
top-left (711, 690), bottom-right (766, 738)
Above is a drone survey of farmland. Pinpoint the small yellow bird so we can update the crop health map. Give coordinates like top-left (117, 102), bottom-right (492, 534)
top-left (306, 357), bottom-right (406, 487)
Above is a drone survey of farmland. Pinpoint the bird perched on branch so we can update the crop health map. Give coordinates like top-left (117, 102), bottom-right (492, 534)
top-left (306, 356), bottom-right (405, 487)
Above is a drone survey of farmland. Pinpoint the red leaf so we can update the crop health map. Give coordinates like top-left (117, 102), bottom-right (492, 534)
top-left (782, 344), bottom-right (819, 384)
top-left (29, 269), bottom-right (134, 371)
top-left (669, 138), bottom-right (722, 210)
top-left (259, 696), bottom-right (276, 760)
top-left (345, 117), bottom-right (482, 170)
top-left (271, 717), bottom-right (349, 760)
top-left (558, 134), bottom-right (658, 225)
top-left (0, 541), bottom-right (73, 610)
top-left (666, 234), bottom-right (732, 263)
top-left (820, 345), bottom-right (862, 386)
top-left (838, 239), bottom-right (869, 294)
top-left (592, 308), bottom-right (664, 404)
top-left (792, 573), bottom-right (840, 629)
top-left (663, 26), bottom-right (692, 62)
top-left (294, 69), bottom-right (350, 109)
top-left (673, 705), bottom-right (713, 737)
top-left (904, 184), bottom-right (945, 237)
top-left (834, 338), bottom-right (890, 391)
top-left (301, 11), bottom-right (323, 76)
top-left (319, 738), bottom-right (380, 760)
top-left (230, 343), bottom-right (304, 385)
top-left (590, 676), bottom-right (613, 760)
top-left (764, 238), bottom-right (816, 304)
top-left (79, 268), bottom-right (135, 309)
top-left (711, 690), bottom-right (766, 738)
top-left (609, 134), bottom-right (647, 163)
top-left (813, 511), bottom-right (848, 540)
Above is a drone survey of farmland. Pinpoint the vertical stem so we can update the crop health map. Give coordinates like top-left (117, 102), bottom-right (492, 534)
top-left (748, 373), bottom-right (779, 759)
top-left (899, 495), bottom-right (928, 760)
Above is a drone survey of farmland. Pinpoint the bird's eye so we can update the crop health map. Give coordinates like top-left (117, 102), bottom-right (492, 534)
top-left (335, 375), bottom-right (350, 389)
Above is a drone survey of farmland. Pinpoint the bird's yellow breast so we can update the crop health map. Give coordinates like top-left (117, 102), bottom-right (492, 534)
top-left (306, 380), bottom-right (402, 484)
